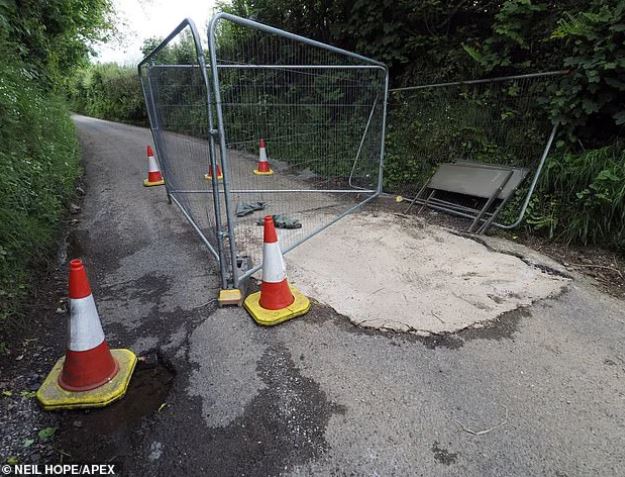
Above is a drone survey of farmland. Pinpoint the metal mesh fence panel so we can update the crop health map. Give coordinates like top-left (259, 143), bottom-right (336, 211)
top-left (385, 73), bottom-right (564, 227)
top-left (139, 17), bottom-right (564, 287)
top-left (208, 14), bottom-right (388, 282)
top-left (139, 21), bottom-right (229, 287)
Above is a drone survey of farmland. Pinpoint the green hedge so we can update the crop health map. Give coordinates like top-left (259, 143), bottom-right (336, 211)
top-left (69, 64), bottom-right (147, 125)
top-left (526, 143), bottom-right (625, 249)
top-left (0, 55), bottom-right (80, 329)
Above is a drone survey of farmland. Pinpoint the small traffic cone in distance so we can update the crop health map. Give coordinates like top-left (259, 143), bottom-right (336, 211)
top-left (204, 163), bottom-right (223, 181)
top-left (253, 138), bottom-right (273, 175)
top-left (243, 216), bottom-right (310, 326)
top-left (36, 259), bottom-right (137, 411)
top-left (144, 145), bottom-right (165, 187)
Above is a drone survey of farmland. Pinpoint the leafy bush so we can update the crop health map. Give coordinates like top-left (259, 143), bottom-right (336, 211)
top-left (526, 144), bottom-right (625, 249)
top-left (0, 0), bottom-right (114, 88)
top-left (462, 0), bottom-right (625, 147)
top-left (0, 53), bottom-right (80, 327)
top-left (549, 1), bottom-right (625, 144)
top-left (0, 0), bottom-right (113, 335)
top-left (69, 64), bottom-right (147, 125)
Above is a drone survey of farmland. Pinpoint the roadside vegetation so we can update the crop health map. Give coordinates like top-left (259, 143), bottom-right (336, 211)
top-left (68, 0), bottom-right (624, 252)
top-left (0, 1), bottom-right (114, 338)
top-left (68, 63), bottom-right (147, 126)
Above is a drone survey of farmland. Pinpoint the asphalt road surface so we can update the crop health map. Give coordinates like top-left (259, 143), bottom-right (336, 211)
top-left (58, 115), bottom-right (625, 476)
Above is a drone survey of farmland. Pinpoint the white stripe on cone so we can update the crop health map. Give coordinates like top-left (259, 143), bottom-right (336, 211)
top-left (262, 242), bottom-right (287, 283)
top-left (68, 294), bottom-right (106, 351)
top-left (259, 147), bottom-right (268, 163)
top-left (148, 154), bottom-right (160, 173)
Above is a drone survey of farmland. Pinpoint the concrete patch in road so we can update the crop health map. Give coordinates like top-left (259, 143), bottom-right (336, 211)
top-left (287, 211), bottom-right (569, 335)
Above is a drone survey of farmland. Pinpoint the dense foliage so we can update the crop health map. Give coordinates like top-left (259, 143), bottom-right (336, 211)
top-left (67, 31), bottom-right (199, 125)
top-left (69, 0), bottom-right (624, 250)
top-left (0, 0), bottom-right (113, 87)
top-left (0, 0), bottom-right (114, 332)
top-left (69, 64), bottom-right (147, 125)
top-left (527, 144), bottom-right (625, 247)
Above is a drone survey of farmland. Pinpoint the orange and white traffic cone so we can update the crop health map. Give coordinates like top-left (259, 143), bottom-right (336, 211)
top-left (204, 163), bottom-right (223, 181)
top-left (243, 216), bottom-right (310, 325)
top-left (253, 138), bottom-right (273, 175)
top-left (59, 259), bottom-right (119, 391)
top-left (144, 145), bottom-right (165, 187)
top-left (36, 259), bottom-right (137, 410)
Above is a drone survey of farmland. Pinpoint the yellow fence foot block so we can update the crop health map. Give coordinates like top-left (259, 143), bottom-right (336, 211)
top-left (218, 289), bottom-right (243, 307)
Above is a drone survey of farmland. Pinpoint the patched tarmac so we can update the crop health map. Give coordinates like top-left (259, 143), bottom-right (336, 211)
top-left (287, 212), bottom-right (569, 334)
top-left (12, 115), bottom-right (621, 477)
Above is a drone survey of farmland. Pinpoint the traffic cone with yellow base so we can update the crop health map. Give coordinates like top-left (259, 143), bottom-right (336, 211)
top-left (36, 259), bottom-right (137, 411)
top-left (204, 163), bottom-right (223, 181)
top-left (244, 216), bottom-right (310, 325)
top-left (253, 138), bottom-right (273, 175)
top-left (143, 145), bottom-right (165, 187)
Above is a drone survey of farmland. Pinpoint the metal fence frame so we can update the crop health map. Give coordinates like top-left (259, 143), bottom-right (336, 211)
top-left (139, 15), bottom-right (389, 290)
top-left (383, 70), bottom-right (568, 232)
top-left (207, 13), bottom-right (389, 287)
top-left (140, 16), bottom-right (560, 293)
top-left (138, 18), bottom-right (229, 289)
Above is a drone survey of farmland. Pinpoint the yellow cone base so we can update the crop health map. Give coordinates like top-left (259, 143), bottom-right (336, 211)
top-left (143, 178), bottom-right (165, 187)
top-left (36, 349), bottom-right (137, 411)
top-left (253, 169), bottom-right (274, 176)
top-left (204, 173), bottom-right (223, 181)
top-left (244, 286), bottom-right (310, 326)
top-left (218, 288), bottom-right (243, 307)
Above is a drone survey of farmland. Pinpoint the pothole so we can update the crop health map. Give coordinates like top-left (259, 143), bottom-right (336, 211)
top-left (57, 229), bottom-right (88, 266)
top-left (57, 351), bottom-right (174, 436)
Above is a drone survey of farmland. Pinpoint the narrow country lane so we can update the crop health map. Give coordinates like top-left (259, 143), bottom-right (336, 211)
top-left (38, 115), bottom-right (625, 476)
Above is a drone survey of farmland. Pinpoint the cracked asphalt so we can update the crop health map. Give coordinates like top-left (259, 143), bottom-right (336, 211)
top-left (49, 115), bottom-right (625, 476)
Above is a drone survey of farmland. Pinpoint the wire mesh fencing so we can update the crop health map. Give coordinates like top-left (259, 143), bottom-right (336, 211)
top-left (384, 72), bottom-right (566, 227)
top-left (139, 15), bottom-right (388, 289)
top-left (139, 20), bottom-right (229, 287)
top-left (208, 14), bottom-right (388, 282)
top-left (139, 14), bottom-right (562, 290)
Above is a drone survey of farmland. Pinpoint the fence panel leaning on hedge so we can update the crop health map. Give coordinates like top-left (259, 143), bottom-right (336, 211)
top-left (383, 71), bottom-right (568, 232)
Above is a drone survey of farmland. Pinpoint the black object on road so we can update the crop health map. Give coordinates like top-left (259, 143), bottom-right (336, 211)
top-left (257, 214), bottom-right (302, 229)
top-left (236, 201), bottom-right (265, 217)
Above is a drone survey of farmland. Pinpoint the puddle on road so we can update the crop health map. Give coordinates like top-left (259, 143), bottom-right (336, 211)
top-left (57, 229), bottom-right (87, 266)
top-left (54, 352), bottom-right (175, 464)
top-left (58, 352), bottom-right (174, 442)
